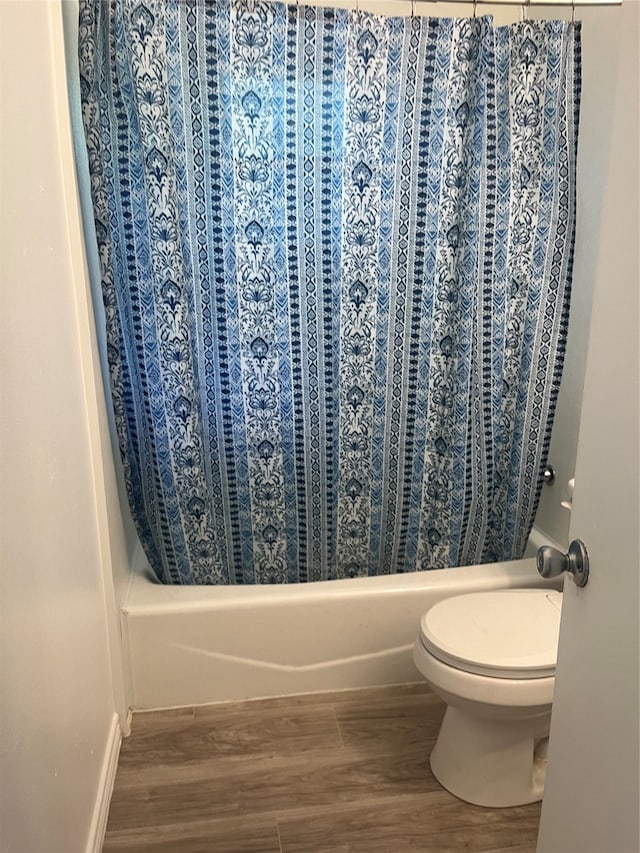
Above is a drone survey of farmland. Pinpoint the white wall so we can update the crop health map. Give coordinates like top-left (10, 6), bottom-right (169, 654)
top-left (0, 1), bottom-right (130, 850)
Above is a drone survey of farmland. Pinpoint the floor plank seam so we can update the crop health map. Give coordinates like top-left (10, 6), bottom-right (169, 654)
top-left (331, 705), bottom-right (346, 749)
top-left (240, 790), bottom-right (466, 826)
top-left (105, 790), bottom-right (465, 837)
top-left (111, 743), bottom-right (432, 784)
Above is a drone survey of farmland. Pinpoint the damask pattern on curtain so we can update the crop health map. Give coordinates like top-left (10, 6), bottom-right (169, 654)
top-left (79, 0), bottom-right (581, 584)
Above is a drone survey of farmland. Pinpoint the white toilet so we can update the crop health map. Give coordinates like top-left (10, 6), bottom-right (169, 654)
top-left (413, 588), bottom-right (562, 808)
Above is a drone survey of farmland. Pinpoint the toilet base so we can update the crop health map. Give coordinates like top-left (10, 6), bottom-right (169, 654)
top-left (430, 705), bottom-right (551, 807)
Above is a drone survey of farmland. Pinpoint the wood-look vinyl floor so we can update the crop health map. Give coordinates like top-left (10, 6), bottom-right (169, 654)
top-left (103, 683), bottom-right (541, 853)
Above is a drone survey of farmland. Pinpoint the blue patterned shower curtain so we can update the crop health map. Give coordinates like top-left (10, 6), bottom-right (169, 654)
top-left (79, 0), bottom-right (581, 584)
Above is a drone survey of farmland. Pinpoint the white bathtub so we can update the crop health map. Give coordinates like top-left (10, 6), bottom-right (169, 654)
top-left (123, 527), bottom-right (562, 710)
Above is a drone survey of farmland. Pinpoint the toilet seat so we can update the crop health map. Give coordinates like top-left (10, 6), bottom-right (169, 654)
top-left (418, 589), bottom-right (562, 680)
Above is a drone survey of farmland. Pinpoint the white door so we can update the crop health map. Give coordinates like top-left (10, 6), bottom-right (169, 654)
top-left (537, 3), bottom-right (639, 852)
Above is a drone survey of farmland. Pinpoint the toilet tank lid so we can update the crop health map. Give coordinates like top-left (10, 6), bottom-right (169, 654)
top-left (419, 589), bottom-right (562, 677)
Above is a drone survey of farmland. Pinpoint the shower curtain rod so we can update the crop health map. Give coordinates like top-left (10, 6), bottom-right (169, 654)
top-left (291, 0), bottom-right (621, 7)
top-left (406, 0), bottom-right (620, 5)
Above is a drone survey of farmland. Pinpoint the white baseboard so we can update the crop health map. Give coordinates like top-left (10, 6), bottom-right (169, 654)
top-left (86, 712), bottom-right (122, 853)
top-left (124, 706), bottom-right (133, 737)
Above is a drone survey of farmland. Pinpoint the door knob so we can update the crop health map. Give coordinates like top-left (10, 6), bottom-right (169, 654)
top-left (536, 539), bottom-right (589, 587)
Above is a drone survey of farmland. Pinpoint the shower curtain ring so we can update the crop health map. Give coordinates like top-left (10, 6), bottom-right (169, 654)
top-left (411, 0), bottom-right (415, 20)
top-left (571, 0), bottom-right (576, 24)
top-left (473, 0), bottom-right (477, 18)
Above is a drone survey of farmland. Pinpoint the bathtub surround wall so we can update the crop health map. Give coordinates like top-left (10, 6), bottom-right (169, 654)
top-left (80, 1), bottom-right (581, 585)
top-left (530, 2), bottom-right (621, 547)
top-left (61, 0), bottom-right (141, 575)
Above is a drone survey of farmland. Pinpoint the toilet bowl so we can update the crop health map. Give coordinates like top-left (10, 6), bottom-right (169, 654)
top-left (413, 588), bottom-right (562, 808)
